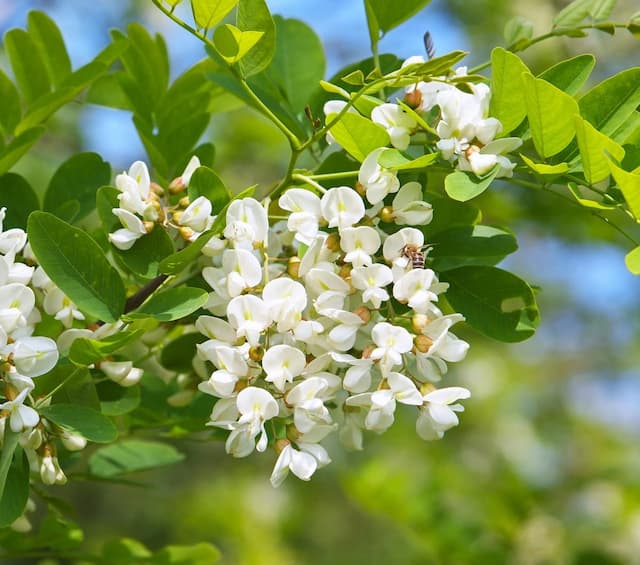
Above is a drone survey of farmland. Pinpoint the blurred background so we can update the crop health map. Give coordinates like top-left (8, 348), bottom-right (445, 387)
top-left (1, 1), bottom-right (640, 563)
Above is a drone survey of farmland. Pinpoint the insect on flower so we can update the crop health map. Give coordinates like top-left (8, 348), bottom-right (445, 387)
top-left (402, 244), bottom-right (430, 269)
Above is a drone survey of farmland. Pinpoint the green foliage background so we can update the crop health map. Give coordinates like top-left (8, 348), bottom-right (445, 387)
top-left (0, 1), bottom-right (639, 563)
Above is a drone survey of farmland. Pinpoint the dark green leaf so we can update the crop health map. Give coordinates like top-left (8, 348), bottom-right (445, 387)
top-left (125, 287), bottom-right (209, 322)
top-left (97, 381), bottom-right (141, 417)
top-left (422, 193), bottom-right (481, 237)
top-left (429, 225), bottom-right (518, 271)
top-left (0, 427), bottom-right (20, 519)
top-left (444, 169), bottom-right (498, 202)
top-left (441, 266), bottom-right (539, 342)
top-left (161, 333), bottom-right (206, 373)
top-left (5, 28), bottom-right (51, 104)
top-left (188, 166), bottom-right (231, 212)
top-left (365, 0), bottom-right (431, 34)
top-left (0, 69), bottom-right (21, 135)
top-left (538, 54), bottom-right (595, 95)
top-left (69, 330), bottom-right (145, 367)
top-left (0, 127), bottom-right (46, 175)
top-left (28, 211), bottom-right (126, 322)
top-left (39, 404), bottom-right (118, 443)
top-left (43, 152), bottom-right (110, 221)
top-left (27, 11), bottom-right (72, 88)
top-left (0, 173), bottom-right (39, 229)
top-left (89, 440), bottom-right (184, 477)
top-left (118, 227), bottom-right (176, 279)
top-left (237, 0), bottom-right (276, 77)
top-left (0, 450), bottom-right (29, 528)
top-left (35, 365), bottom-right (100, 410)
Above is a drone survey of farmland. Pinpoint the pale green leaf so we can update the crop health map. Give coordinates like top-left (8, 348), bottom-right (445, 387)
top-left (444, 169), bottom-right (499, 202)
top-left (325, 112), bottom-right (389, 162)
top-left (125, 287), bottom-right (208, 322)
top-left (609, 158), bottom-right (640, 219)
top-left (538, 54), bottom-right (595, 95)
top-left (236, 0), bottom-right (275, 77)
top-left (625, 246), bottom-right (640, 274)
top-left (520, 154), bottom-right (570, 176)
top-left (191, 0), bottom-right (238, 29)
top-left (574, 115), bottom-right (625, 183)
top-left (489, 47), bottom-right (529, 134)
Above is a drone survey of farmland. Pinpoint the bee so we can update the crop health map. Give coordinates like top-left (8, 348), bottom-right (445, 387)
top-left (402, 244), bottom-right (427, 269)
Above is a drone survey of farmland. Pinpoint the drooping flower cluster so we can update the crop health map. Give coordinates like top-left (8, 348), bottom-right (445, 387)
top-left (192, 174), bottom-right (470, 486)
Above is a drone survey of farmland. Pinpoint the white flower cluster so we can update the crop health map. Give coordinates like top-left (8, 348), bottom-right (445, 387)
top-left (194, 176), bottom-right (470, 486)
top-left (0, 208), bottom-right (83, 490)
top-left (324, 56), bottom-right (522, 179)
top-left (108, 156), bottom-right (212, 250)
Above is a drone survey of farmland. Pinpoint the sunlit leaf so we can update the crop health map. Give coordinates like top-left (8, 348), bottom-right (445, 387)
top-left (39, 404), bottom-right (118, 443)
top-left (489, 48), bottom-right (529, 134)
top-left (325, 112), bottom-right (389, 162)
top-left (574, 115), bottom-right (624, 184)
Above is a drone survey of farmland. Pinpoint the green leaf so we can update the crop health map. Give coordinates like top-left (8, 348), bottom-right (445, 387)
top-left (553, 0), bottom-right (593, 27)
top-left (191, 0), bottom-right (239, 29)
top-left (4, 28), bottom-right (51, 104)
top-left (0, 449), bottom-right (29, 528)
top-left (125, 287), bottom-right (209, 322)
top-left (489, 48), bottom-right (529, 135)
top-left (523, 72), bottom-right (579, 158)
top-left (365, 0), bottom-right (431, 34)
top-left (574, 115), bottom-right (625, 184)
top-left (188, 166), bottom-right (231, 212)
top-left (161, 333), bottom-right (205, 373)
top-left (567, 182), bottom-right (618, 210)
top-left (154, 543), bottom-right (222, 565)
top-left (89, 440), bottom-right (184, 477)
top-left (579, 68), bottom-right (640, 139)
top-left (102, 538), bottom-right (153, 562)
top-left (27, 11), bottom-right (72, 88)
top-left (444, 169), bottom-right (498, 202)
top-left (69, 330), bottom-right (145, 367)
top-left (43, 152), bottom-right (110, 221)
top-left (429, 225), bottom-right (518, 271)
top-left (538, 54), bottom-right (595, 95)
top-left (0, 173), bottom-right (39, 229)
top-left (608, 158), bottom-right (640, 219)
top-left (520, 154), bottom-right (570, 177)
top-left (422, 194), bottom-right (481, 236)
top-left (441, 266), bottom-right (539, 342)
top-left (378, 149), bottom-right (438, 171)
top-left (0, 127), bottom-right (46, 175)
top-left (266, 17), bottom-right (326, 113)
top-left (27, 211), bottom-right (126, 322)
top-left (119, 227), bottom-right (176, 279)
top-left (325, 112), bottom-right (390, 162)
top-left (625, 246), bottom-right (640, 274)
top-left (214, 24), bottom-right (265, 64)
top-left (503, 16), bottom-right (534, 48)
top-left (97, 381), bottom-right (141, 417)
top-left (0, 427), bottom-right (20, 519)
top-left (236, 0), bottom-right (276, 77)
top-left (0, 69), bottom-right (21, 135)
top-left (39, 404), bottom-right (118, 443)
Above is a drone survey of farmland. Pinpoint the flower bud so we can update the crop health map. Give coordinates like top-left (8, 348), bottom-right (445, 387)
top-left (338, 264), bottom-right (352, 281)
top-left (404, 88), bottom-right (422, 109)
top-left (353, 306), bottom-right (371, 324)
top-left (20, 427), bottom-right (43, 450)
top-left (143, 221), bottom-right (155, 234)
top-left (249, 345), bottom-right (265, 362)
top-left (178, 196), bottom-right (191, 208)
top-left (150, 181), bottom-right (165, 196)
top-left (40, 452), bottom-right (66, 485)
top-left (414, 334), bottom-right (433, 353)
top-left (325, 232), bottom-right (341, 252)
top-left (354, 181), bottom-right (366, 196)
top-left (179, 227), bottom-right (195, 241)
top-left (379, 206), bottom-right (395, 223)
top-left (168, 177), bottom-right (187, 193)
top-left (274, 438), bottom-right (290, 455)
top-left (411, 314), bottom-right (429, 333)
top-left (287, 256), bottom-right (301, 278)
top-left (100, 361), bottom-right (143, 387)
top-left (172, 210), bottom-right (183, 224)
top-left (60, 429), bottom-right (87, 452)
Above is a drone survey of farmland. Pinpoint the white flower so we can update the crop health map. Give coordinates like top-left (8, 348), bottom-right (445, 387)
top-left (286, 376), bottom-right (334, 433)
top-left (305, 268), bottom-right (350, 301)
top-left (221, 248), bottom-right (263, 298)
top-left (43, 287), bottom-right (85, 328)
top-left (332, 352), bottom-right (374, 393)
top-left (320, 187), bottom-right (365, 230)
top-left (224, 198), bottom-right (268, 248)
top-left (457, 137), bottom-right (522, 178)
top-left (0, 283), bottom-right (35, 335)
top-left (350, 264), bottom-right (393, 309)
top-left (371, 103), bottom-right (417, 150)
top-left (11, 336), bottom-right (58, 377)
top-left (226, 295), bottom-right (271, 345)
top-left (415, 313), bottom-right (469, 381)
top-left (382, 227), bottom-right (424, 278)
top-left (179, 195), bottom-right (214, 233)
top-left (100, 361), bottom-right (143, 387)
top-left (226, 387), bottom-right (279, 456)
top-left (279, 189), bottom-right (322, 244)
top-left (0, 228), bottom-right (28, 255)
top-left (369, 322), bottom-right (413, 374)
top-left (262, 344), bottom-right (306, 391)
top-left (180, 155), bottom-right (201, 186)
top-left (393, 269), bottom-right (447, 314)
top-left (416, 386), bottom-right (471, 440)
top-left (262, 278), bottom-right (307, 333)
top-left (298, 233), bottom-right (339, 277)
top-left (323, 309), bottom-right (365, 352)
top-left (109, 208), bottom-right (147, 250)
top-left (198, 346), bottom-right (248, 398)
top-left (40, 453), bottom-right (67, 485)
top-left (270, 441), bottom-right (331, 487)
top-left (115, 161), bottom-right (151, 216)
top-left (391, 182), bottom-right (433, 226)
top-left (339, 226), bottom-right (381, 268)
top-left (0, 379), bottom-right (38, 433)
top-left (195, 316), bottom-right (237, 346)
top-left (323, 100), bottom-right (357, 145)
top-left (358, 148), bottom-right (400, 205)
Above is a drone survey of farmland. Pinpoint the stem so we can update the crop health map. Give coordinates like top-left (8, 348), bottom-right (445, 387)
top-left (305, 171), bottom-right (360, 181)
top-left (125, 274), bottom-right (169, 313)
top-left (291, 174), bottom-right (327, 193)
